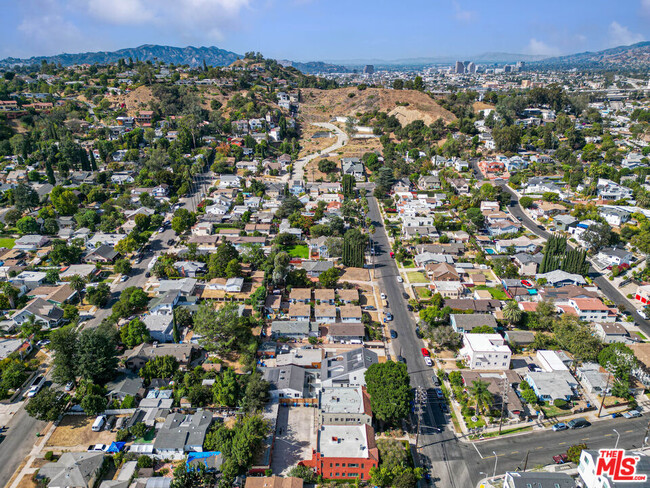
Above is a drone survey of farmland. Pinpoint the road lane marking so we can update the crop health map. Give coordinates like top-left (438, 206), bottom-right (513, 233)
top-left (581, 438), bottom-right (590, 441)
top-left (559, 442), bottom-right (567, 445)
top-left (604, 434), bottom-right (614, 437)
top-left (510, 451), bottom-right (519, 455)
top-left (625, 430), bottom-right (634, 433)
top-left (536, 447), bottom-right (544, 450)
top-left (472, 443), bottom-right (484, 459)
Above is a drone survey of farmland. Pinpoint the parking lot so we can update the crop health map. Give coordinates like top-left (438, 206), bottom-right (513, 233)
top-left (271, 406), bottom-right (316, 475)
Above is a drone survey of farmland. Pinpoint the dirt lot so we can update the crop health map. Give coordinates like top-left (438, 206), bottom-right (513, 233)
top-left (299, 87), bottom-right (456, 124)
top-left (271, 407), bottom-right (316, 475)
top-left (340, 267), bottom-right (370, 282)
top-left (46, 415), bottom-right (115, 449)
top-left (298, 127), bottom-right (337, 159)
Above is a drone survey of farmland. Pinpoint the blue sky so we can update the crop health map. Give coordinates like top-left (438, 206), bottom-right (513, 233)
top-left (1, 0), bottom-right (650, 61)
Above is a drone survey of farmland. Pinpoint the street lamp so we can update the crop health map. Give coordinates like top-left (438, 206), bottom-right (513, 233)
top-left (492, 451), bottom-right (498, 478)
top-left (613, 429), bottom-right (621, 449)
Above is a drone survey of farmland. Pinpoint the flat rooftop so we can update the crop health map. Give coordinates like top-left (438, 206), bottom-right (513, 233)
top-left (318, 424), bottom-right (370, 459)
top-left (320, 387), bottom-right (364, 414)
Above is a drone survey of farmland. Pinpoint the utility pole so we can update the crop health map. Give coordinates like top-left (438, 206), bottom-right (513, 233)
top-left (415, 387), bottom-right (424, 449)
top-left (498, 376), bottom-right (508, 435)
top-left (523, 450), bottom-right (529, 472)
top-left (597, 372), bottom-right (612, 418)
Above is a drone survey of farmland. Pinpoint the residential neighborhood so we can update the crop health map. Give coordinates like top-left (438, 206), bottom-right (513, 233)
top-left (0, 9), bottom-right (650, 488)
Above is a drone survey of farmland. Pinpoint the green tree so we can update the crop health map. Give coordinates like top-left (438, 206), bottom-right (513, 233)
top-left (224, 259), bottom-right (242, 278)
top-left (567, 443), bottom-right (587, 464)
top-left (114, 259), bottom-right (132, 275)
top-left (212, 368), bottom-right (239, 407)
top-left (469, 325), bottom-right (496, 334)
top-left (120, 318), bottom-right (150, 348)
top-left (240, 371), bottom-right (269, 413)
top-left (503, 301), bottom-right (523, 326)
top-left (76, 327), bottom-right (118, 384)
top-left (493, 125), bottom-right (521, 152)
top-left (194, 302), bottom-right (253, 356)
top-left (4, 208), bottom-right (23, 227)
top-left (519, 196), bottom-right (534, 208)
top-left (50, 187), bottom-right (79, 215)
top-left (44, 268), bottom-right (59, 284)
top-left (582, 223), bottom-right (613, 253)
top-left (469, 380), bottom-right (493, 415)
top-left (25, 388), bottom-right (68, 421)
top-left (171, 208), bottom-right (197, 235)
top-left (342, 228), bottom-right (367, 267)
top-left (16, 216), bottom-right (39, 234)
top-left (209, 242), bottom-right (239, 278)
top-left (521, 387), bottom-right (538, 404)
top-left (318, 267), bottom-right (340, 288)
top-left (14, 184), bottom-right (39, 211)
top-left (140, 355), bottom-right (179, 380)
top-left (364, 361), bottom-right (411, 425)
top-left (81, 394), bottom-right (107, 416)
top-left (50, 325), bottom-right (78, 384)
top-left (86, 283), bottom-right (111, 307)
top-left (317, 159), bottom-right (337, 173)
top-left (466, 207), bottom-right (485, 228)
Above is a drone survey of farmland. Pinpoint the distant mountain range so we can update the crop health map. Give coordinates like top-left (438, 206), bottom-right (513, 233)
top-left (531, 41), bottom-right (650, 69)
top-left (0, 44), bottom-right (243, 68)
top-left (1, 42), bottom-right (649, 73)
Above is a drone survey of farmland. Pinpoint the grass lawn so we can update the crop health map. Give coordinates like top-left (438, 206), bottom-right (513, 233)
top-left (407, 271), bottom-right (429, 283)
top-left (478, 426), bottom-right (533, 439)
top-left (416, 287), bottom-right (432, 299)
top-left (540, 403), bottom-right (568, 418)
top-left (402, 259), bottom-right (416, 268)
top-left (0, 237), bottom-right (15, 249)
top-left (464, 415), bottom-right (486, 429)
top-left (134, 428), bottom-right (156, 444)
top-left (475, 285), bottom-right (509, 300)
top-left (636, 331), bottom-right (647, 341)
top-left (286, 245), bottom-right (309, 259)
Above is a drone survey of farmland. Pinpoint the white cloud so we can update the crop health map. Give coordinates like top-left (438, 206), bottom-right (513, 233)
top-left (82, 0), bottom-right (252, 40)
top-left (608, 21), bottom-right (645, 47)
top-left (18, 13), bottom-right (88, 55)
top-left (452, 1), bottom-right (477, 23)
top-left (85, 0), bottom-right (154, 24)
top-left (524, 38), bottom-right (560, 56)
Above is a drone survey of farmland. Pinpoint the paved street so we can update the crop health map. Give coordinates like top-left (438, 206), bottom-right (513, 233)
top-left (367, 194), bottom-right (474, 488)
top-left (0, 394), bottom-right (47, 486)
top-left (469, 414), bottom-right (650, 481)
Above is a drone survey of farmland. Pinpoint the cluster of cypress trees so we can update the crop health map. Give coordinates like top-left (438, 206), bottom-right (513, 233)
top-left (539, 234), bottom-right (588, 275)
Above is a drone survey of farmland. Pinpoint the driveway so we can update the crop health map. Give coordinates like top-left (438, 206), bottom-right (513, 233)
top-left (288, 122), bottom-right (349, 182)
top-left (271, 407), bottom-right (316, 475)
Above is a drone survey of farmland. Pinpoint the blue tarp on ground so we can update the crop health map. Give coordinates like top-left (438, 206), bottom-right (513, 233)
top-left (186, 451), bottom-right (223, 471)
top-left (106, 441), bottom-right (126, 453)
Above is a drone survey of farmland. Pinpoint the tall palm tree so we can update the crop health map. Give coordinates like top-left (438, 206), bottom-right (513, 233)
top-left (469, 380), bottom-right (493, 415)
top-left (69, 274), bottom-right (86, 295)
top-left (503, 300), bottom-right (523, 326)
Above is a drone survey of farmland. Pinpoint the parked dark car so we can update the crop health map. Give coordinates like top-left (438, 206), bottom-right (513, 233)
top-left (567, 417), bottom-right (590, 429)
top-left (390, 330), bottom-right (398, 339)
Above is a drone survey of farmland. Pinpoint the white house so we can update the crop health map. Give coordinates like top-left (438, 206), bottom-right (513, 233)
top-left (596, 247), bottom-right (633, 268)
top-left (459, 334), bottom-right (511, 370)
top-left (219, 175), bottom-right (241, 189)
top-left (559, 298), bottom-right (617, 323)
